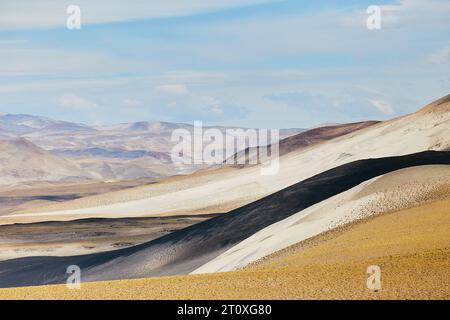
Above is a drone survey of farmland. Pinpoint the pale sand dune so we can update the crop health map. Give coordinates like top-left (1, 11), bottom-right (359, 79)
top-left (1, 199), bottom-right (448, 300)
top-left (2, 96), bottom-right (449, 224)
top-left (193, 165), bottom-right (450, 274)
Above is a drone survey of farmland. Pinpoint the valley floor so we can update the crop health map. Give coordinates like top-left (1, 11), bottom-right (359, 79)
top-left (0, 215), bottom-right (216, 261)
top-left (1, 199), bottom-right (448, 300)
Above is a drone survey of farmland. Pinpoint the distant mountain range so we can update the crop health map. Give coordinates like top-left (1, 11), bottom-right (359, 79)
top-left (0, 114), bottom-right (304, 185)
top-left (0, 114), bottom-right (91, 135)
top-left (0, 138), bottom-right (93, 185)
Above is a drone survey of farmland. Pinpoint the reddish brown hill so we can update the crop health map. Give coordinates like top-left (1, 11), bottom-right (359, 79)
top-left (230, 121), bottom-right (379, 165)
top-left (277, 121), bottom-right (379, 155)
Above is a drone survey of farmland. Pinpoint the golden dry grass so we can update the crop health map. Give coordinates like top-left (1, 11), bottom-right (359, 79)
top-left (0, 199), bottom-right (449, 300)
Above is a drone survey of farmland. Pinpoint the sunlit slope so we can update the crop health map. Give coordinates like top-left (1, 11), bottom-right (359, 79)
top-left (0, 151), bottom-right (449, 288)
top-left (4, 95), bottom-right (449, 224)
top-left (1, 199), bottom-right (448, 300)
top-left (193, 165), bottom-right (450, 274)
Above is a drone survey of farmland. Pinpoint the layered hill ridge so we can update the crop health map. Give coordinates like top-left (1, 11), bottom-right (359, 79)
top-left (193, 164), bottom-right (450, 274)
top-left (0, 151), bottom-right (449, 288)
top-left (0, 94), bottom-right (449, 291)
top-left (0, 138), bottom-right (92, 185)
top-left (230, 121), bottom-right (379, 165)
top-left (7, 94), bottom-right (449, 222)
top-left (0, 114), bottom-right (304, 184)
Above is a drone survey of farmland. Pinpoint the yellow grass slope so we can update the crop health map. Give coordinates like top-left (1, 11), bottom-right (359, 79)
top-left (1, 199), bottom-right (448, 300)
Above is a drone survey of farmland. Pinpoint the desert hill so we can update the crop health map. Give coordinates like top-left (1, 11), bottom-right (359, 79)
top-left (7, 95), bottom-right (449, 223)
top-left (0, 151), bottom-right (449, 288)
top-left (0, 138), bottom-right (92, 186)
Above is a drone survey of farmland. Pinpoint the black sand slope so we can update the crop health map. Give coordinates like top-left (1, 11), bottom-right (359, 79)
top-left (0, 151), bottom-right (449, 288)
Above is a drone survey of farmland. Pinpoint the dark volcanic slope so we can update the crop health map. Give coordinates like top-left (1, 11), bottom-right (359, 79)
top-left (0, 151), bottom-right (449, 288)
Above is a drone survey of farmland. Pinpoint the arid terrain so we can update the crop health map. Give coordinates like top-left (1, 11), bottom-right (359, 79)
top-left (0, 94), bottom-right (448, 299)
top-left (0, 214), bottom-right (217, 261)
top-left (194, 165), bottom-right (450, 274)
top-left (0, 151), bottom-right (448, 288)
top-left (1, 199), bottom-right (448, 300)
top-left (1, 0), bottom-right (449, 302)
top-left (2, 96), bottom-right (449, 224)
top-left (0, 114), bottom-right (303, 185)
top-left (0, 178), bottom-right (158, 216)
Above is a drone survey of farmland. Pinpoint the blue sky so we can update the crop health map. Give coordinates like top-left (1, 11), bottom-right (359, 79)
top-left (0, 0), bottom-right (449, 128)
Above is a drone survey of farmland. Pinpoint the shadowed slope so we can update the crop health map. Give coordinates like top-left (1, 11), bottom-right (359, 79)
top-left (0, 151), bottom-right (449, 288)
top-left (1, 199), bottom-right (448, 299)
top-left (193, 165), bottom-right (450, 274)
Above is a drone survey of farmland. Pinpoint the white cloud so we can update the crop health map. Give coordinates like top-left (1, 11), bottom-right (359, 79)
top-left (162, 71), bottom-right (228, 84)
top-left (0, 78), bottom-right (131, 94)
top-left (149, 84), bottom-right (234, 120)
top-left (0, 0), bottom-right (280, 30)
top-left (154, 84), bottom-right (188, 95)
top-left (0, 39), bottom-right (28, 45)
top-left (154, 84), bottom-right (222, 113)
top-left (200, 95), bottom-right (223, 114)
top-left (341, 0), bottom-right (450, 29)
top-left (0, 46), bottom-right (123, 77)
top-left (192, 0), bottom-right (450, 65)
top-left (369, 100), bottom-right (395, 115)
top-left (167, 101), bottom-right (178, 108)
top-left (380, 0), bottom-right (450, 28)
top-left (1, 1), bottom-right (448, 127)
top-left (427, 45), bottom-right (450, 65)
top-left (58, 93), bottom-right (98, 109)
top-left (122, 98), bottom-right (142, 107)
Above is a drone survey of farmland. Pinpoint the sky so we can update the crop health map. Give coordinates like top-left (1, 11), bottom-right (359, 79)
top-left (0, 0), bottom-right (449, 128)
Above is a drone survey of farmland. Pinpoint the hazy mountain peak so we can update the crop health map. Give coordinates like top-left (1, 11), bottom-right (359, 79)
top-left (0, 114), bottom-right (56, 129)
top-left (0, 137), bottom-right (92, 185)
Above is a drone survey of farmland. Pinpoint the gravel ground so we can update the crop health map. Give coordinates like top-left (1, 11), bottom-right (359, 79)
top-left (0, 199), bottom-right (448, 299)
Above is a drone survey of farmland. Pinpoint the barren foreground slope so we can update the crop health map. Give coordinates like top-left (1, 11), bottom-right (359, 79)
top-left (1, 199), bottom-right (448, 299)
top-left (0, 151), bottom-right (448, 288)
top-left (194, 165), bottom-right (450, 274)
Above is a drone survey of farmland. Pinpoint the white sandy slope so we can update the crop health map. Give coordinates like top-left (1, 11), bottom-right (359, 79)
top-left (192, 165), bottom-right (450, 274)
top-left (2, 96), bottom-right (449, 224)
